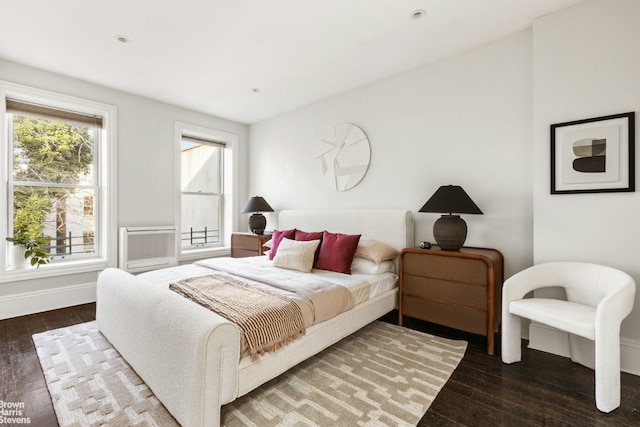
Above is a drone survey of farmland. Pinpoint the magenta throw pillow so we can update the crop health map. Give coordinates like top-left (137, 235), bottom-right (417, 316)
top-left (268, 228), bottom-right (296, 260)
top-left (315, 231), bottom-right (361, 274)
top-left (294, 229), bottom-right (324, 242)
top-left (295, 229), bottom-right (324, 262)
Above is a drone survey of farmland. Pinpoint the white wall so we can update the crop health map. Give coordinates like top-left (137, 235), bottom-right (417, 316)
top-left (250, 1), bottom-right (640, 373)
top-left (0, 59), bottom-right (249, 317)
top-left (532, 0), bottom-right (640, 370)
top-left (249, 30), bottom-right (534, 279)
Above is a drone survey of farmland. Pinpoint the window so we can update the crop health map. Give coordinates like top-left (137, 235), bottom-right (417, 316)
top-left (176, 122), bottom-right (238, 257)
top-left (1, 81), bottom-right (117, 277)
top-left (180, 136), bottom-right (223, 249)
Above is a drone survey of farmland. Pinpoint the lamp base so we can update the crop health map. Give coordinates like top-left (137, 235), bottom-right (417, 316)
top-left (248, 213), bottom-right (266, 235)
top-left (433, 215), bottom-right (467, 251)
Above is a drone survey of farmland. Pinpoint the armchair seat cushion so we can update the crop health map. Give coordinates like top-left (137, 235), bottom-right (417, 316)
top-left (509, 298), bottom-right (596, 340)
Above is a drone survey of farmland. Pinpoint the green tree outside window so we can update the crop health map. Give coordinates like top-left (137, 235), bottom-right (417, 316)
top-left (7, 115), bottom-right (94, 267)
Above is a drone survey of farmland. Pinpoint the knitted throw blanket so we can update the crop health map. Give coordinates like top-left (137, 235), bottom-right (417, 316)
top-left (169, 274), bottom-right (305, 360)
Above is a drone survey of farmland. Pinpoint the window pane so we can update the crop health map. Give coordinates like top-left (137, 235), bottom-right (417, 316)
top-left (181, 193), bottom-right (220, 247)
top-left (8, 111), bottom-right (98, 266)
top-left (181, 141), bottom-right (220, 193)
top-left (12, 185), bottom-right (96, 259)
top-left (12, 114), bottom-right (95, 185)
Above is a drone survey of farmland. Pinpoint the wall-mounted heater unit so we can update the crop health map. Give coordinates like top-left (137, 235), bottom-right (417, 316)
top-left (119, 226), bottom-right (178, 273)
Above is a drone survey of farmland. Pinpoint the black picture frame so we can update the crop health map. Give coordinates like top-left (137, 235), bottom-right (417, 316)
top-left (550, 112), bottom-right (635, 194)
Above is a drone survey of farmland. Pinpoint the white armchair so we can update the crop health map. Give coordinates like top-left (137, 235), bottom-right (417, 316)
top-left (501, 261), bottom-right (636, 413)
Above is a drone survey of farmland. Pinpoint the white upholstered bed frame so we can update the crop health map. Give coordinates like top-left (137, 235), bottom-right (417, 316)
top-left (96, 209), bottom-right (414, 427)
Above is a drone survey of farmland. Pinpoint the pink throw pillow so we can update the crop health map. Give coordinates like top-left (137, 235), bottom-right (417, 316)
top-left (268, 228), bottom-right (296, 260)
top-left (315, 231), bottom-right (361, 274)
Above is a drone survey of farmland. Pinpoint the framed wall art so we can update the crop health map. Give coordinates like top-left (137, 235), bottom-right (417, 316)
top-left (550, 112), bottom-right (635, 194)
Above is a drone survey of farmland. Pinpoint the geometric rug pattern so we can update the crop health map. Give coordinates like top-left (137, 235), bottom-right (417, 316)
top-left (33, 320), bottom-right (467, 426)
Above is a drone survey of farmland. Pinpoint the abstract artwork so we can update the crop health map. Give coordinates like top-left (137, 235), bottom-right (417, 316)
top-left (551, 112), bottom-right (635, 194)
top-left (316, 123), bottom-right (370, 191)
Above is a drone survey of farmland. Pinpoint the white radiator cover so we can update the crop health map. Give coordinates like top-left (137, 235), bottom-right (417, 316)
top-left (119, 226), bottom-right (178, 273)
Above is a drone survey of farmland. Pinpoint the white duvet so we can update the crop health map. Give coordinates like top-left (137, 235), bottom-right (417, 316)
top-left (139, 255), bottom-right (397, 327)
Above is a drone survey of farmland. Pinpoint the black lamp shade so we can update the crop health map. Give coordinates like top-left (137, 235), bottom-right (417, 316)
top-left (419, 185), bottom-right (482, 251)
top-left (419, 185), bottom-right (483, 215)
top-left (241, 196), bottom-right (274, 235)
top-left (241, 196), bottom-right (274, 214)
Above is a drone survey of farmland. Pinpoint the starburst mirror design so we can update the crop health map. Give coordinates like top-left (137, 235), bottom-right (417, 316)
top-left (316, 123), bottom-right (371, 191)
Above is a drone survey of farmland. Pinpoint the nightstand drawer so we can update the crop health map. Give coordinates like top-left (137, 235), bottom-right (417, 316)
top-left (403, 295), bottom-right (487, 335)
top-left (233, 248), bottom-right (260, 257)
top-left (402, 274), bottom-right (487, 309)
top-left (231, 233), bottom-right (271, 258)
top-left (233, 234), bottom-right (261, 250)
top-left (401, 252), bottom-right (488, 285)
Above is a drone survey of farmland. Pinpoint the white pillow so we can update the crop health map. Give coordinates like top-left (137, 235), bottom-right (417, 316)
top-left (272, 238), bottom-right (320, 273)
top-left (350, 257), bottom-right (395, 275)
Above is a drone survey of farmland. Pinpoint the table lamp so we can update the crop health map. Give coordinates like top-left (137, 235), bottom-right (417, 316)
top-left (241, 196), bottom-right (274, 235)
top-left (419, 185), bottom-right (483, 251)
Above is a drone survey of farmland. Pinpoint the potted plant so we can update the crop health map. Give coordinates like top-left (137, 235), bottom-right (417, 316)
top-left (6, 234), bottom-right (50, 268)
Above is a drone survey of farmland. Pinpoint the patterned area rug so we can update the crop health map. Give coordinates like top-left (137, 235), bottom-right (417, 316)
top-left (33, 320), bottom-right (467, 426)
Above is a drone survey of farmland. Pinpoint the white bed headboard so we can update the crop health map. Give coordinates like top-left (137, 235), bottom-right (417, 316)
top-left (277, 209), bottom-right (414, 252)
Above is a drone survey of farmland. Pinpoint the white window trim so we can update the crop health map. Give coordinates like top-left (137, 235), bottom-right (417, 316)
top-left (0, 80), bottom-right (118, 282)
top-left (175, 122), bottom-right (238, 261)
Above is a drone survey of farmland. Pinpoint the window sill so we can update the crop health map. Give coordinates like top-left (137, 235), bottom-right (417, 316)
top-left (179, 246), bottom-right (230, 263)
top-left (0, 258), bottom-right (112, 283)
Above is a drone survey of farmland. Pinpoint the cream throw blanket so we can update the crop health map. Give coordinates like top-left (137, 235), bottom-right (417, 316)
top-left (170, 274), bottom-right (305, 360)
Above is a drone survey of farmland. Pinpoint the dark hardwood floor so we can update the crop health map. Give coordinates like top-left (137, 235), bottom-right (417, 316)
top-left (1, 304), bottom-right (639, 426)
top-left (0, 303), bottom-right (95, 427)
top-left (390, 314), bottom-right (640, 427)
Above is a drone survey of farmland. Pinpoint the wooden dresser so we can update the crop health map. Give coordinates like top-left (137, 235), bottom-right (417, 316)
top-left (398, 246), bottom-right (504, 355)
top-left (230, 232), bottom-right (271, 258)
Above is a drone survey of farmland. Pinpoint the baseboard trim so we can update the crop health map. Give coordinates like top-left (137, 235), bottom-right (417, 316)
top-left (528, 322), bottom-right (640, 376)
top-left (0, 282), bottom-right (96, 320)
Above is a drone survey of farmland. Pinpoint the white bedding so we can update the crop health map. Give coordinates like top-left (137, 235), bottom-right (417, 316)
top-left (196, 256), bottom-right (398, 302)
top-left (140, 255), bottom-right (397, 327)
top-left (141, 257), bottom-right (396, 298)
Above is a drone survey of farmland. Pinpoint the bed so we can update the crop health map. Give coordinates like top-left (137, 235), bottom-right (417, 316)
top-left (96, 209), bottom-right (414, 427)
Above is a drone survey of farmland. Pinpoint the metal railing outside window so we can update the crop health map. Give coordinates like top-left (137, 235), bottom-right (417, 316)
top-left (181, 227), bottom-right (220, 247)
top-left (43, 232), bottom-right (95, 259)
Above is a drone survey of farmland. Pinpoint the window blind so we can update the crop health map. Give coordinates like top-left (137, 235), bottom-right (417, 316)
top-left (182, 135), bottom-right (225, 148)
top-left (5, 98), bottom-right (103, 128)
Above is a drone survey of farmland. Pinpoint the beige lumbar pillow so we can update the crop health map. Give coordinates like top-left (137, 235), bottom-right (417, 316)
top-left (272, 238), bottom-right (321, 273)
top-left (354, 239), bottom-right (399, 263)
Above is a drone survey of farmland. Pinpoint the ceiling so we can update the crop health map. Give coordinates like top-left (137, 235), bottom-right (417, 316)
top-left (0, 0), bottom-right (584, 124)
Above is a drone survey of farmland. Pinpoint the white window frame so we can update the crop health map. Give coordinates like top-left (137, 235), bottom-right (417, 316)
top-left (175, 122), bottom-right (237, 261)
top-left (0, 81), bottom-right (117, 282)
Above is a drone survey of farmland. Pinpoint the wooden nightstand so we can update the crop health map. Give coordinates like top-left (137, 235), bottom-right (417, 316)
top-left (398, 245), bottom-right (504, 355)
top-left (230, 232), bottom-right (271, 258)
